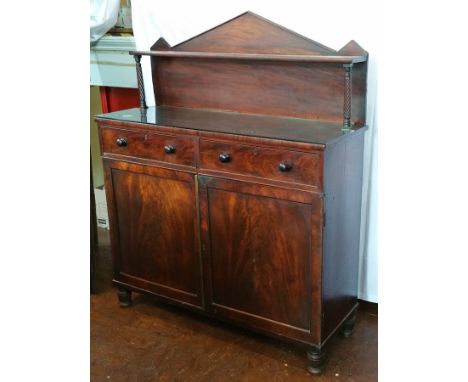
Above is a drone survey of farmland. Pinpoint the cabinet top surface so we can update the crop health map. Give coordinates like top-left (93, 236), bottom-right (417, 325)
top-left (95, 106), bottom-right (361, 145)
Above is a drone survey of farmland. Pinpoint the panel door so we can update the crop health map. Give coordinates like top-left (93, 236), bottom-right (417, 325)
top-left (105, 160), bottom-right (203, 308)
top-left (198, 176), bottom-right (323, 343)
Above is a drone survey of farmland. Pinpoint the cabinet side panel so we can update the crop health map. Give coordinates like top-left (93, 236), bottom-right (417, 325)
top-left (322, 130), bottom-right (365, 342)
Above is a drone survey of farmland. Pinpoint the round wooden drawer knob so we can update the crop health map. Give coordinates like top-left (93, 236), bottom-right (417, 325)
top-left (219, 153), bottom-right (231, 163)
top-left (164, 144), bottom-right (176, 154)
top-left (116, 137), bottom-right (128, 147)
top-left (278, 162), bottom-right (292, 172)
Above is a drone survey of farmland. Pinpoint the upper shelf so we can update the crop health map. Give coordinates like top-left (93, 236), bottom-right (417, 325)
top-left (130, 11), bottom-right (368, 127)
top-left (129, 50), bottom-right (367, 64)
top-left (130, 11), bottom-right (367, 64)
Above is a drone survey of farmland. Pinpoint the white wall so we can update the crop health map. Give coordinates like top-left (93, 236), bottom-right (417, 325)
top-left (131, 0), bottom-right (378, 302)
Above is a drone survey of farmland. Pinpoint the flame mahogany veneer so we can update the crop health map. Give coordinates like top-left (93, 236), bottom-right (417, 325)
top-left (96, 11), bottom-right (368, 375)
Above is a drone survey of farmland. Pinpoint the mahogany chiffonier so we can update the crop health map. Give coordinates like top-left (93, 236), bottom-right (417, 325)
top-left (95, 12), bottom-right (368, 375)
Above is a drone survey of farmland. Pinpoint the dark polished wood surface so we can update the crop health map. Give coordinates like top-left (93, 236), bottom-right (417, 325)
top-left (132, 12), bottom-right (366, 65)
top-left (100, 126), bottom-right (196, 167)
top-left (198, 176), bottom-right (323, 344)
top-left (95, 106), bottom-right (356, 145)
top-left (147, 11), bottom-right (366, 124)
top-left (134, 50), bottom-right (367, 63)
top-left (199, 139), bottom-right (323, 188)
top-left (92, 227), bottom-right (378, 381)
top-left (173, 12), bottom-right (339, 55)
top-left (154, 60), bottom-right (351, 121)
top-left (104, 160), bottom-right (202, 307)
top-left (97, 11), bottom-right (368, 375)
top-left (321, 128), bottom-right (365, 343)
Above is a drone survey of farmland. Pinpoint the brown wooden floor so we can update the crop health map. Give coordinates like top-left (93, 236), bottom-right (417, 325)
top-left (91, 228), bottom-right (377, 381)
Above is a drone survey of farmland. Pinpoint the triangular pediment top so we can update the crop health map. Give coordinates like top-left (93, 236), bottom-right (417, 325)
top-left (151, 37), bottom-right (171, 51)
top-left (338, 40), bottom-right (368, 56)
top-left (171, 11), bottom-right (337, 56)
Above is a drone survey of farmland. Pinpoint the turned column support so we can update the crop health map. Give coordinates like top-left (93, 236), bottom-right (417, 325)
top-left (342, 63), bottom-right (353, 132)
top-left (134, 54), bottom-right (148, 110)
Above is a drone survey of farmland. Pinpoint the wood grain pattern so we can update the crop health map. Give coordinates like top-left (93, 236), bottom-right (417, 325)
top-left (173, 12), bottom-right (336, 55)
top-left (105, 160), bottom-right (202, 307)
top-left (207, 190), bottom-right (311, 330)
top-left (199, 139), bottom-right (323, 188)
top-left (199, 176), bottom-right (323, 343)
top-left (100, 127), bottom-right (196, 167)
top-left (97, 12), bottom-right (368, 374)
top-left (153, 59), bottom-right (347, 121)
top-left (148, 11), bottom-right (367, 124)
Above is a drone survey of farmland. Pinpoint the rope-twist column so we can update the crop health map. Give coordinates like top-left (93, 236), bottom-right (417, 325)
top-left (342, 63), bottom-right (353, 131)
top-left (134, 54), bottom-right (147, 110)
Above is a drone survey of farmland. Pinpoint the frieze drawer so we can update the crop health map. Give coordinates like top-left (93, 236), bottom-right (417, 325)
top-left (199, 139), bottom-right (322, 188)
top-left (100, 127), bottom-right (196, 167)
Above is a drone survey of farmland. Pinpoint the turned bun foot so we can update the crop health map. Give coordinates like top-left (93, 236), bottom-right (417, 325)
top-left (307, 347), bottom-right (325, 375)
top-left (340, 310), bottom-right (357, 338)
top-left (117, 288), bottom-right (132, 307)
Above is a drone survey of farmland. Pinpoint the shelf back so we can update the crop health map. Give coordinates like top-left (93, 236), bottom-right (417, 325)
top-left (150, 12), bottom-right (367, 125)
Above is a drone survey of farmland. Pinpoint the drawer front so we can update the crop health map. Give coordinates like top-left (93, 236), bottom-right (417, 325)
top-left (100, 127), bottom-right (196, 166)
top-left (199, 139), bottom-right (321, 187)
